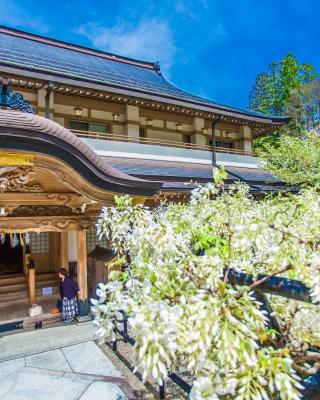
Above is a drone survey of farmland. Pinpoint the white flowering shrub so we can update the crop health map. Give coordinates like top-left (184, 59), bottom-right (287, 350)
top-left (93, 168), bottom-right (320, 400)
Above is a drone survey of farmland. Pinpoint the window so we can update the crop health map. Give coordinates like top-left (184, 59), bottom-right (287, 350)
top-left (183, 134), bottom-right (191, 144)
top-left (208, 138), bottom-right (234, 149)
top-left (86, 230), bottom-right (109, 253)
top-left (69, 120), bottom-right (110, 134)
top-left (215, 140), bottom-right (234, 149)
top-left (139, 127), bottom-right (146, 138)
top-left (29, 232), bottom-right (50, 254)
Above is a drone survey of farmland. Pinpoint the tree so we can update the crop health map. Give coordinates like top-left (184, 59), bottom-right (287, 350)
top-left (93, 169), bottom-right (320, 400)
top-left (285, 80), bottom-right (320, 135)
top-left (249, 53), bottom-right (317, 117)
top-left (249, 53), bottom-right (319, 150)
top-left (258, 130), bottom-right (320, 187)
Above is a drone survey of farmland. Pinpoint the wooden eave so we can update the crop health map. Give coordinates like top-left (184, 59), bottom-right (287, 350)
top-left (0, 69), bottom-right (289, 135)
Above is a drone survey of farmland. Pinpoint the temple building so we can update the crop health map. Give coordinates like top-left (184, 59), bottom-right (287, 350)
top-left (0, 26), bottom-right (289, 326)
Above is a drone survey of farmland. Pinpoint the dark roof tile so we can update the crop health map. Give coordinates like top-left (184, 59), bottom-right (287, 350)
top-left (0, 26), bottom-right (289, 124)
top-left (101, 157), bottom-right (280, 184)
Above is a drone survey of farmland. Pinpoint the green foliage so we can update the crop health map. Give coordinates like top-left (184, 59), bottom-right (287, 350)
top-left (253, 132), bottom-right (280, 152)
top-left (258, 130), bottom-right (320, 186)
top-left (285, 80), bottom-right (320, 135)
top-left (249, 53), bottom-right (318, 116)
top-left (249, 53), bottom-right (319, 148)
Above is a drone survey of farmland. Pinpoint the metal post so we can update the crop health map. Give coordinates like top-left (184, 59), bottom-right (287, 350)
top-left (210, 118), bottom-right (262, 192)
top-left (159, 382), bottom-right (165, 399)
top-left (112, 326), bottom-right (118, 351)
top-left (123, 314), bottom-right (128, 343)
top-left (45, 81), bottom-right (54, 119)
top-left (211, 120), bottom-right (217, 166)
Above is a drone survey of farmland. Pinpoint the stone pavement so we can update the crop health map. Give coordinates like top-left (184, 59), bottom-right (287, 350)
top-left (0, 323), bottom-right (135, 400)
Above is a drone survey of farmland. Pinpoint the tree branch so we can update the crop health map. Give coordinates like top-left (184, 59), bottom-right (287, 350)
top-left (248, 264), bottom-right (292, 291)
top-left (296, 351), bottom-right (320, 363)
top-left (294, 362), bottom-right (320, 376)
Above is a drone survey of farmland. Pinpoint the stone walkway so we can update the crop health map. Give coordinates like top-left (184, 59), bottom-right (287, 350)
top-left (0, 323), bottom-right (134, 400)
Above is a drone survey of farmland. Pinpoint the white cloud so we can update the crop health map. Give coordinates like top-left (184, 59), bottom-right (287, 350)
top-left (0, 0), bottom-right (48, 33)
top-left (211, 22), bottom-right (226, 37)
top-left (77, 19), bottom-right (176, 74)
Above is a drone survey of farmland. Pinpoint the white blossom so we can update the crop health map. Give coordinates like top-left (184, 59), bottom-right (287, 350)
top-left (92, 168), bottom-right (320, 399)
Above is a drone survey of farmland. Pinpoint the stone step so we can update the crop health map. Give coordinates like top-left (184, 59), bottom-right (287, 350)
top-left (0, 272), bottom-right (59, 287)
top-left (0, 287), bottom-right (60, 305)
top-left (0, 282), bottom-right (28, 294)
top-left (0, 294), bottom-right (58, 309)
top-left (0, 271), bottom-right (60, 310)
top-left (36, 273), bottom-right (59, 282)
top-left (0, 274), bottom-right (26, 287)
top-left (0, 279), bottom-right (59, 295)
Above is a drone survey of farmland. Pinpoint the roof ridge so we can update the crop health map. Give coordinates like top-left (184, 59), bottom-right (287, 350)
top-left (0, 25), bottom-right (158, 71)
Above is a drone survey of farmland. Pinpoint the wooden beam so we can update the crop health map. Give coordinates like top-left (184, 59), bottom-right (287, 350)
top-left (1, 192), bottom-right (86, 207)
top-left (0, 215), bottom-right (94, 232)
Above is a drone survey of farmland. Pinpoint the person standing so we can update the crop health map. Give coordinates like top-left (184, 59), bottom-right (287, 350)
top-left (58, 268), bottom-right (79, 323)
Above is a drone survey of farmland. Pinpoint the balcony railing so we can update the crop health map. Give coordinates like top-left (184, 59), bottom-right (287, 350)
top-left (71, 130), bottom-right (256, 157)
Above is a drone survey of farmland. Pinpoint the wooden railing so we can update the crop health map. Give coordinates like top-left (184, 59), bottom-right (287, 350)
top-left (71, 129), bottom-right (256, 157)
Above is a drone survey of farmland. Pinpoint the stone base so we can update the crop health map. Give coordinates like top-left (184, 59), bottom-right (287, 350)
top-left (78, 299), bottom-right (89, 318)
top-left (75, 315), bottom-right (91, 323)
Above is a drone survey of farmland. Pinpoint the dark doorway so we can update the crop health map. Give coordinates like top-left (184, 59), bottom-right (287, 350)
top-left (0, 234), bottom-right (23, 276)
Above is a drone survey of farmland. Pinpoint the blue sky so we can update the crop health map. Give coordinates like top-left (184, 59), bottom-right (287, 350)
top-left (0, 0), bottom-right (319, 109)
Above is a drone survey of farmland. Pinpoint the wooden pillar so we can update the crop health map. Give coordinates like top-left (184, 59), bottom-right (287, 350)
top-left (76, 230), bottom-right (88, 318)
top-left (60, 232), bottom-right (69, 271)
top-left (191, 117), bottom-right (207, 146)
top-left (28, 266), bottom-right (36, 304)
top-left (50, 232), bottom-right (60, 271)
top-left (125, 104), bottom-right (140, 137)
top-left (238, 126), bottom-right (252, 152)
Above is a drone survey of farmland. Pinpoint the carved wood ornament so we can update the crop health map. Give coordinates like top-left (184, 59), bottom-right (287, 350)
top-left (0, 166), bottom-right (44, 193)
top-left (11, 205), bottom-right (74, 217)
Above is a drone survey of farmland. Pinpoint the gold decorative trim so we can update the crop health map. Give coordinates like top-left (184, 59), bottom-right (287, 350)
top-left (0, 153), bottom-right (35, 166)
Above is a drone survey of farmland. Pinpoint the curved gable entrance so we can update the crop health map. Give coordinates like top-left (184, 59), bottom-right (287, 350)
top-left (0, 102), bottom-right (161, 325)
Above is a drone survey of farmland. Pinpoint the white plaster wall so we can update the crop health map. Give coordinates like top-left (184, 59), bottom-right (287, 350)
top-left (54, 104), bottom-right (88, 117)
top-left (113, 125), bottom-right (125, 135)
top-left (83, 138), bottom-right (260, 168)
top-left (91, 110), bottom-right (114, 121)
top-left (53, 117), bottom-right (65, 126)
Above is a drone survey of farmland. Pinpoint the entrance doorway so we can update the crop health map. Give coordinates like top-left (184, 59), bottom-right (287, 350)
top-left (0, 234), bottom-right (23, 276)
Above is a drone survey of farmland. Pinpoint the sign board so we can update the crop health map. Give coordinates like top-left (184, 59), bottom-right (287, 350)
top-left (42, 287), bottom-right (53, 296)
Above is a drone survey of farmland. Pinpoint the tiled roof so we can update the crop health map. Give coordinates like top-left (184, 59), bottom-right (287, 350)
top-left (102, 157), bottom-right (279, 184)
top-left (0, 26), bottom-right (289, 124)
top-left (0, 109), bottom-right (161, 196)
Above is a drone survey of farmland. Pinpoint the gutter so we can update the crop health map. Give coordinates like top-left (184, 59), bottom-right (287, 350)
top-left (45, 81), bottom-right (54, 119)
top-left (211, 119), bottom-right (262, 192)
